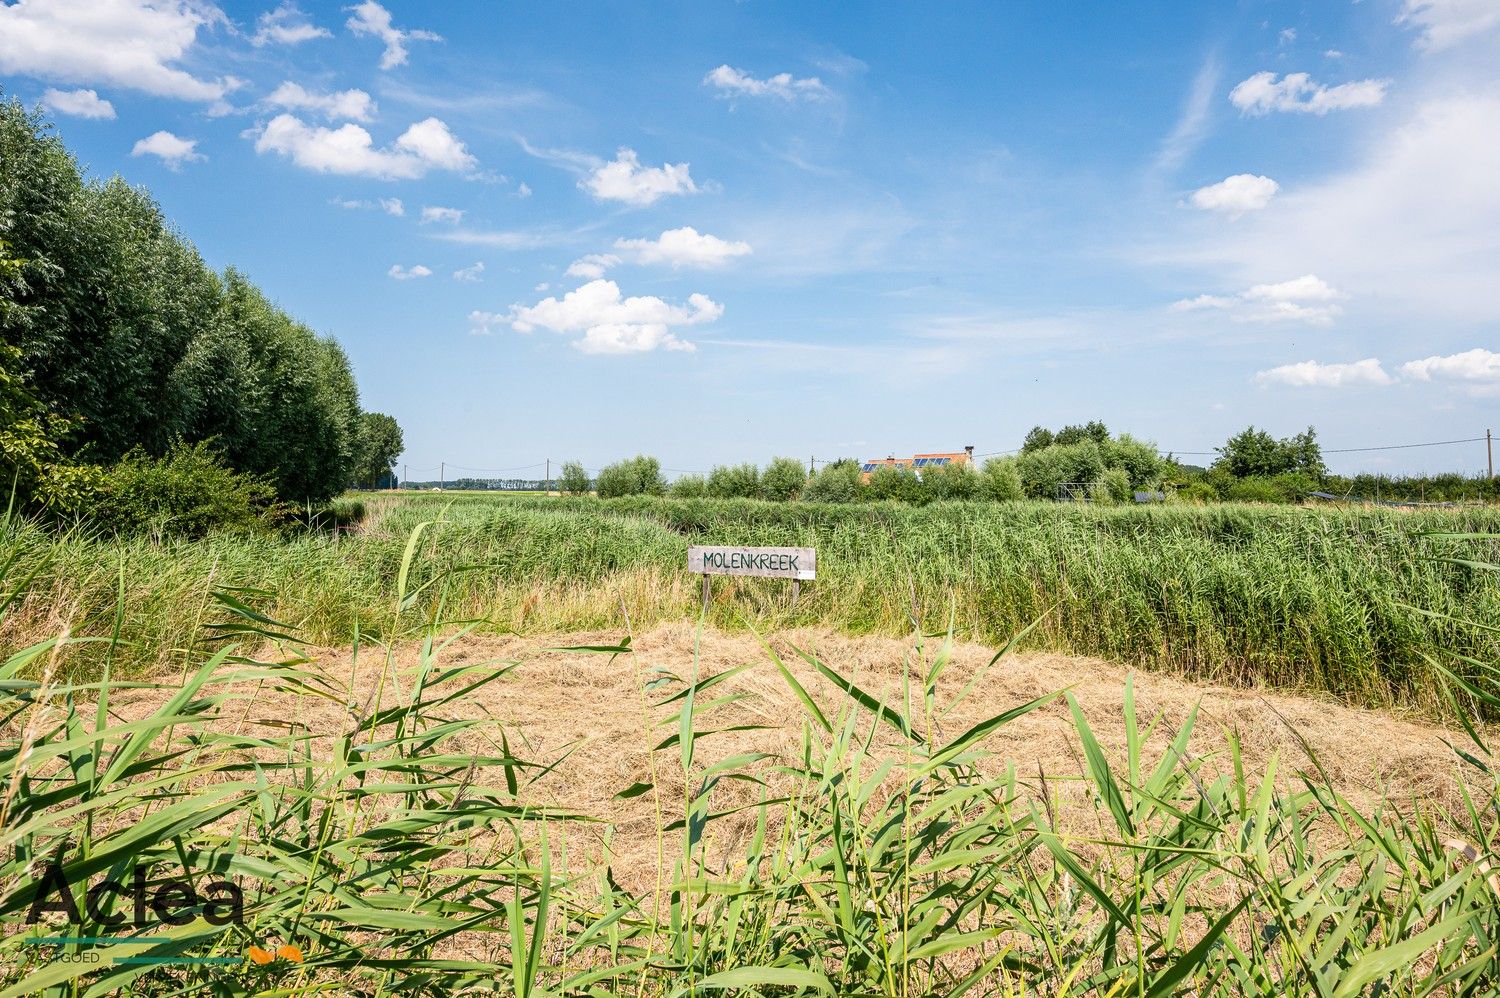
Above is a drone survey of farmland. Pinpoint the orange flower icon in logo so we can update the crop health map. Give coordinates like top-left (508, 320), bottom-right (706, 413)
top-left (247, 943), bottom-right (304, 965)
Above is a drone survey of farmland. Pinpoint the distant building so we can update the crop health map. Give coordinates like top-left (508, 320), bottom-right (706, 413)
top-left (861, 446), bottom-right (975, 482)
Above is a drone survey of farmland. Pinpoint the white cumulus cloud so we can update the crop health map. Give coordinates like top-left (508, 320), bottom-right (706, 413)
top-left (1171, 274), bottom-right (1345, 324)
top-left (41, 87), bottom-right (115, 119)
top-left (265, 82), bottom-right (374, 122)
top-left (1397, 0), bottom-right (1500, 51)
top-left (251, 114), bottom-right (476, 180)
top-left (581, 148), bottom-right (696, 206)
top-left (1230, 71), bottom-right (1389, 115)
top-left (703, 65), bottom-right (828, 100)
top-left (346, 0), bottom-right (440, 70)
top-left (420, 205), bottom-right (463, 224)
top-left (452, 261), bottom-right (484, 282)
top-left (0, 0), bottom-right (230, 103)
top-left (565, 254), bottom-right (620, 279)
top-left (388, 264), bottom-right (431, 280)
top-left (251, 2), bottom-right (329, 46)
top-left (1254, 358), bottom-right (1393, 387)
top-left (1400, 348), bottom-right (1500, 384)
top-left (507, 279), bottom-right (720, 354)
top-left (130, 130), bottom-right (202, 168)
top-left (613, 226), bottom-right (752, 267)
top-left (1188, 174), bottom-right (1279, 217)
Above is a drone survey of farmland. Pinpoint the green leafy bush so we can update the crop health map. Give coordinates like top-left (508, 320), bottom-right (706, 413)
top-left (867, 464), bottom-right (925, 503)
top-left (594, 454), bottom-right (666, 498)
top-left (922, 461), bottom-right (981, 501)
top-left (0, 342), bottom-right (100, 516)
top-left (760, 456), bottom-right (807, 501)
top-left (1176, 481), bottom-right (1218, 503)
top-left (980, 457), bottom-right (1024, 501)
top-left (803, 460), bottom-right (867, 503)
top-left (92, 441), bottom-right (284, 538)
top-left (1092, 466), bottom-right (1132, 504)
top-left (1224, 476), bottom-right (1289, 504)
top-left (1215, 425), bottom-right (1324, 478)
top-left (707, 462), bottom-right (760, 499)
top-left (669, 473), bottom-right (708, 498)
top-left (1015, 439), bottom-right (1106, 498)
top-left (558, 460), bottom-right (591, 495)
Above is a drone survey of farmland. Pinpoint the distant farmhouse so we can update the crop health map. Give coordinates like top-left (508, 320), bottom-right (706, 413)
top-left (861, 447), bottom-right (975, 482)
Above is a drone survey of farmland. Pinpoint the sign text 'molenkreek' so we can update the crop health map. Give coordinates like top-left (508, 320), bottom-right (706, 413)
top-left (688, 545), bottom-right (816, 580)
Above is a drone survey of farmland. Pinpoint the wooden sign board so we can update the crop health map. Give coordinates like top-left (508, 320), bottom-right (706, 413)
top-left (689, 545), bottom-right (816, 580)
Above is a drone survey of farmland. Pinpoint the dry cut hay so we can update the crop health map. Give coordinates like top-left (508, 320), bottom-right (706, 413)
top-left (112, 622), bottom-right (1482, 897)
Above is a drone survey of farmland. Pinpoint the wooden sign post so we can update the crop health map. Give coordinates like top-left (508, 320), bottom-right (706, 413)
top-left (689, 545), bottom-right (816, 613)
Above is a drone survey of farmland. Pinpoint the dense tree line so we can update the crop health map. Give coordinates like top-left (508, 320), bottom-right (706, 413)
top-left (571, 422), bottom-right (1495, 506)
top-left (0, 96), bottom-right (400, 511)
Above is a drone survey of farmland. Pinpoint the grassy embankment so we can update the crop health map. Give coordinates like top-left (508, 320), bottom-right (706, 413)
top-left (2, 493), bottom-right (1498, 715)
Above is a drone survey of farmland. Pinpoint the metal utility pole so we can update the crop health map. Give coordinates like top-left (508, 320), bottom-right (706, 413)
top-left (546, 458), bottom-right (551, 494)
top-left (1488, 428), bottom-right (1493, 480)
top-left (403, 464), bottom-right (407, 490)
top-left (440, 462), bottom-right (445, 489)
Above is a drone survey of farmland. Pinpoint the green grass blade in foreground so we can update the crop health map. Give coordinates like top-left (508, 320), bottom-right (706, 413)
top-left (746, 618), bottom-right (830, 732)
top-left (793, 642), bottom-right (921, 741)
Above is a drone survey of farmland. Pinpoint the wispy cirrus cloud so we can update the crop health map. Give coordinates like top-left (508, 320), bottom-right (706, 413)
top-left (1397, 0), bottom-right (1500, 51)
top-left (1152, 55), bottom-right (1220, 176)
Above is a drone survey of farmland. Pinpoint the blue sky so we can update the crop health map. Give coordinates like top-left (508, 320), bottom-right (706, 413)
top-left (2, 0), bottom-right (1497, 478)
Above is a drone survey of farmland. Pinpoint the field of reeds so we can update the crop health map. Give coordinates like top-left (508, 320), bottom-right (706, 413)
top-left (2, 494), bottom-right (1498, 717)
top-left (2, 516), bottom-right (1498, 996)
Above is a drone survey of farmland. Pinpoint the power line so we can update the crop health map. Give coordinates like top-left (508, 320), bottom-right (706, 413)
top-left (1323, 435), bottom-right (1486, 454)
top-left (1158, 436), bottom-right (1489, 458)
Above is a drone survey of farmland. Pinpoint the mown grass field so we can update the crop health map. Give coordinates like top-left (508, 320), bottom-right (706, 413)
top-left (2, 493), bottom-right (1498, 717)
